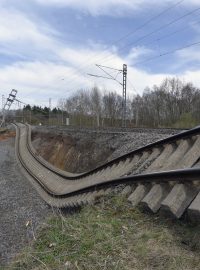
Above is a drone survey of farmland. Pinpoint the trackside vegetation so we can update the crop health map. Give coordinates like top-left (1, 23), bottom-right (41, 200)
top-left (10, 195), bottom-right (200, 270)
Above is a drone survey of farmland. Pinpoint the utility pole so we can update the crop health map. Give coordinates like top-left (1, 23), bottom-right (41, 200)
top-left (122, 64), bottom-right (127, 127)
top-left (15, 98), bottom-right (27, 123)
top-left (0, 89), bottom-right (18, 127)
top-left (49, 98), bottom-right (51, 125)
top-left (29, 109), bottom-right (32, 124)
top-left (88, 63), bottom-right (127, 128)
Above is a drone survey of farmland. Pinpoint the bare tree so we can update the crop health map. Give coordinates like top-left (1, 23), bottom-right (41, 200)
top-left (90, 86), bottom-right (102, 127)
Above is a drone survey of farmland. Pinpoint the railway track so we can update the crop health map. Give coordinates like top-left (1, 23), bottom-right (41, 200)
top-left (14, 123), bottom-right (200, 222)
top-left (33, 125), bottom-right (185, 136)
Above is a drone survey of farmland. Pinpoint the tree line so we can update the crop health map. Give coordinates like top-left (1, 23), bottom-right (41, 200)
top-left (12, 104), bottom-right (69, 125)
top-left (23, 105), bottom-right (68, 116)
top-left (58, 77), bottom-right (200, 128)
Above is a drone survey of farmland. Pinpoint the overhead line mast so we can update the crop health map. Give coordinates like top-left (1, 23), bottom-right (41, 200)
top-left (0, 89), bottom-right (18, 128)
top-left (59, 0), bottom-right (185, 89)
top-left (88, 64), bottom-right (127, 128)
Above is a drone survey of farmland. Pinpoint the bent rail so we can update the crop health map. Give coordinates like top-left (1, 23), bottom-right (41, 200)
top-left (14, 123), bottom-right (200, 222)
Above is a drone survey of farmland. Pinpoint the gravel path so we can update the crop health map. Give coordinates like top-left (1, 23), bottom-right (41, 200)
top-left (0, 137), bottom-right (51, 267)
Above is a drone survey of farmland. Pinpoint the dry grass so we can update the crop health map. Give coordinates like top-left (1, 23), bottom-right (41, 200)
top-left (8, 195), bottom-right (200, 270)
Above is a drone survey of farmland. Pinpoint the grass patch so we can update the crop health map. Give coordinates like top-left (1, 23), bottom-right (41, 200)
top-left (8, 196), bottom-right (200, 270)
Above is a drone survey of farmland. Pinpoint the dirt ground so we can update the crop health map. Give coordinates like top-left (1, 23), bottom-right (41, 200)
top-left (0, 130), bottom-right (15, 142)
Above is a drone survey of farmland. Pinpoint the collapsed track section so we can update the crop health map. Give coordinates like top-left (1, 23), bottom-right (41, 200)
top-left (15, 123), bottom-right (200, 222)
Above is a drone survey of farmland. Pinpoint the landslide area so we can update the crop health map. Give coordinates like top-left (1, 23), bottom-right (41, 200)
top-left (31, 127), bottom-right (178, 174)
top-left (31, 130), bottom-right (114, 173)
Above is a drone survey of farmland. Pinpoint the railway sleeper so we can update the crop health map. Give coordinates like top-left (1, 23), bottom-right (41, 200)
top-left (139, 183), bottom-right (171, 213)
top-left (128, 184), bottom-right (151, 206)
top-left (160, 183), bottom-right (199, 219)
top-left (188, 191), bottom-right (200, 222)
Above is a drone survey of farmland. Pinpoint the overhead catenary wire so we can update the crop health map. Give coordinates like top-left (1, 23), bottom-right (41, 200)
top-left (141, 17), bottom-right (200, 48)
top-left (81, 10), bottom-right (200, 96)
top-left (95, 64), bottom-right (123, 86)
top-left (59, 0), bottom-right (186, 89)
top-left (134, 40), bottom-right (200, 66)
top-left (98, 6), bottom-right (200, 65)
top-left (87, 15), bottom-right (200, 96)
top-left (109, 0), bottom-right (186, 45)
top-left (127, 78), bottom-right (140, 96)
top-left (67, 0), bottom-right (186, 75)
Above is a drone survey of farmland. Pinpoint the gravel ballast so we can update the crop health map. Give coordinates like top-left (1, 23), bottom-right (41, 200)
top-left (0, 137), bottom-right (51, 266)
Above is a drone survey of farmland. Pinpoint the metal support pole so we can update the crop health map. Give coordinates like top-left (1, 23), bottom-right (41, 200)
top-left (88, 63), bottom-right (127, 128)
top-left (49, 98), bottom-right (51, 125)
top-left (29, 109), bottom-right (32, 124)
top-left (0, 89), bottom-right (17, 127)
top-left (122, 64), bottom-right (127, 128)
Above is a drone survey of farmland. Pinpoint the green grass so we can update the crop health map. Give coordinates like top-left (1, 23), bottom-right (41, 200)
top-left (8, 196), bottom-right (200, 270)
top-left (172, 112), bottom-right (199, 129)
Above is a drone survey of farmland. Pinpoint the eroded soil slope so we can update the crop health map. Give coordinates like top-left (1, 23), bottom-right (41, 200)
top-left (31, 127), bottom-right (179, 173)
top-left (32, 131), bottom-right (114, 173)
top-left (0, 129), bottom-right (15, 141)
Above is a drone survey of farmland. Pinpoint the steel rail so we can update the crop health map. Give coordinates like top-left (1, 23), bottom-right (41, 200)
top-left (26, 123), bottom-right (200, 179)
top-left (14, 123), bottom-right (200, 202)
top-left (14, 123), bottom-right (57, 196)
top-left (34, 125), bottom-right (188, 133)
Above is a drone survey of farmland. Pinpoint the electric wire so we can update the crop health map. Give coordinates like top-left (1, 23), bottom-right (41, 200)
top-left (109, 0), bottom-right (186, 45)
top-left (59, 0), bottom-right (186, 88)
top-left (134, 40), bottom-right (200, 66)
top-left (98, 6), bottom-right (200, 65)
top-left (127, 78), bottom-right (140, 96)
top-left (67, 8), bottom-right (200, 93)
top-left (141, 17), bottom-right (200, 48)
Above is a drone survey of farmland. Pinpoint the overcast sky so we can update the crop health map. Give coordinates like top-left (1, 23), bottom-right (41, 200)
top-left (1, 0), bottom-right (200, 108)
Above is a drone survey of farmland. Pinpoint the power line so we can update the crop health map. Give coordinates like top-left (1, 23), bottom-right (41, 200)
top-left (104, 0), bottom-right (186, 46)
top-left (127, 78), bottom-right (140, 96)
top-left (134, 40), bottom-right (200, 66)
top-left (73, 11), bottom-right (200, 90)
top-left (141, 17), bottom-right (200, 48)
top-left (99, 6), bottom-right (200, 65)
top-left (59, 0), bottom-right (186, 89)
top-left (88, 64), bottom-right (128, 127)
top-left (95, 64), bottom-right (123, 85)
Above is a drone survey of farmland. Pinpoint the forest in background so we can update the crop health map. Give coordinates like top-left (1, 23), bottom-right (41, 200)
top-left (57, 77), bottom-right (200, 128)
top-left (19, 77), bottom-right (200, 128)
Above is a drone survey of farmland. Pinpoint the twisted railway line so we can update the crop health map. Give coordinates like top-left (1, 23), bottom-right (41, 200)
top-left (14, 123), bottom-right (200, 222)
